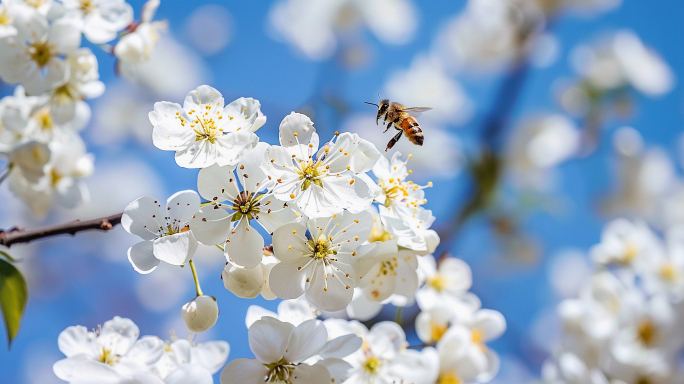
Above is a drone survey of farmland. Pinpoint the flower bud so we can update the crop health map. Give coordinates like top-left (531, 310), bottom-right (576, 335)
top-left (181, 295), bottom-right (219, 333)
top-left (222, 263), bottom-right (263, 299)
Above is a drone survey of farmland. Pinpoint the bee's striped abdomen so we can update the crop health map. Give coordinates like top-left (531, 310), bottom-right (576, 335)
top-left (401, 117), bottom-right (424, 146)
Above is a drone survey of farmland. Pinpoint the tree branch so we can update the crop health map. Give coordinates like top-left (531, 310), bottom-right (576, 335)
top-left (0, 213), bottom-right (123, 248)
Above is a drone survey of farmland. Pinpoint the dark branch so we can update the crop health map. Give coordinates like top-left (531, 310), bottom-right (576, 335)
top-left (0, 213), bottom-right (123, 248)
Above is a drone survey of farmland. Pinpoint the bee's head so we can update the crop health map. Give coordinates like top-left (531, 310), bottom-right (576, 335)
top-left (365, 97), bottom-right (390, 125)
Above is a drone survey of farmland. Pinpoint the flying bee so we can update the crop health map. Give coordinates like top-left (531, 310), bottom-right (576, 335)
top-left (365, 98), bottom-right (432, 152)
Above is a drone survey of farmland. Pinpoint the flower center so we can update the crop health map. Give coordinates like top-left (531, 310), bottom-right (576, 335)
top-left (438, 371), bottom-right (462, 384)
top-left (99, 347), bottom-right (119, 366)
top-left (660, 263), bottom-right (680, 282)
top-left (636, 378), bottom-right (652, 384)
top-left (368, 220), bottom-right (392, 243)
top-left (430, 321), bottom-right (448, 342)
top-left (296, 160), bottom-right (325, 191)
top-left (53, 84), bottom-right (74, 103)
top-left (471, 329), bottom-right (487, 352)
top-left (377, 177), bottom-right (428, 209)
top-left (80, 0), bottom-right (94, 14)
top-left (265, 358), bottom-right (296, 383)
top-left (24, 0), bottom-right (47, 8)
top-left (0, 9), bottom-right (11, 25)
top-left (637, 319), bottom-right (656, 346)
top-left (28, 40), bottom-right (54, 68)
top-left (427, 274), bottom-right (449, 292)
top-left (231, 191), bottom-right (262, 221)
top-left (622, 243), bottom-right (638, 264)
top-left (33, 107), bottom-right (53, 131)
top-left (310, 238), bottom-right (336, 259)
top-left (50, 169), bottom-right (62, 188)
top-left (363, 356), bottom-right (380, 374)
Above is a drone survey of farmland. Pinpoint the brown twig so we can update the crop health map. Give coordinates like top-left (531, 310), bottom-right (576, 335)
top-left (0, 213), bottom-right (123, 248)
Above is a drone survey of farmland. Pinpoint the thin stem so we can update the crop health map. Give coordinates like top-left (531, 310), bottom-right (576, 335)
top-left (395, 306), bottom-right (403, 325)
top-left (0, 213), bottom-right (123, 248)
top-left (216, 244), bottom-right (225, 251)
top-left (189, 260), bottom-right (203, 296)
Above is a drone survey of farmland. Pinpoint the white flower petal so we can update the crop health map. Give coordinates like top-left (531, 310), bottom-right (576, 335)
top-left (57, 326), bottom-right (93, 357)
top-left (290, 363), bottom-right (331, 384)
top-left (225, 219), bottom-right (264, 268)
top-left (122, 196), bottom-right (165, 241)
top-left (272, 222), bottom-right (309, 262)
top-left (279, 112), bottom-right (317, 148)
top-left (164, 364), bottom-right (213, 384)
top-left (222, 263), bottom-right (264, 299)
top-left (197, 164), bottom-right (239, 202)
top-left (153, 231), bottom-right (198, 266)
top-left (284, 319), bottom-right (328, 363)
top-left (128, 241), bottom-right (159, 274)
top-left (192, 340), bottom-right (230, 374)
top-left (306, 264), bottom-right (354, 312)
top-left (189, 206), bottom-right (234, 246)
top-left (269, 258), bottom-right (310, 299)
top-left (220, 358), bottom-right (268, 384)
top-left (248, 317), bottom-right (294, 364)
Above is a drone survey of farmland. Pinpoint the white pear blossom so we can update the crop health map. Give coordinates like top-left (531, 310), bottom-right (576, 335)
top-left (114, 0), bottom-right (167, 76)
top-left (268, 0), bottom-right (417, 61)
top-left (434, 0), bottom-right (546, 72)
top-left (189, 142), bottom-right (297, 268)
top-left (369, 152), bottom-right (438, 253)
top-left (47, 47), bottom-right (105, 124)
top-left (269, 210), bottom-right (373, 311)
top-left (264, 112), bottom-right (380, 218)
top-left (589, 218), bottom-right (663, 268)
top-left (245, 297), bottom-right (317, 328)
top-left (0, 15), bottom-right (82, 95)
top-left (53, 316), bottom-right (165, 383)
top-left (181, 295), bottom-right (219, 333)
top-left (506, 114), bottom-right (581, 192)
top-left (8, 131), bottom-right (93, 216)
top-left (153, 338), bottom-right (229, 384)
top-left (62, 0), bottom-right (133, 44)
top-left (222, 251), bottom-right (279, 300)
top-left (149, 85), bottom-right (260, 169)
top-left (416, 255), bottom-right (481, 312)
top-left (122, 190), bottom-right (200, 272)
top-left (331, 320), bottom-right (437, 384)
top-left (352, 234), bottom-right (420, 304)
top-left (220, 317), bottom-right (357, 384)
top-left (430, 321), bottom-right (502, 384)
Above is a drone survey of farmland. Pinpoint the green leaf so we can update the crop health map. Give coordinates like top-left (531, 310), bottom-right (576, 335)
top-left (0, 250), bottom-right (18, 262)
top-left (0, 259), bottom-right (28, 347)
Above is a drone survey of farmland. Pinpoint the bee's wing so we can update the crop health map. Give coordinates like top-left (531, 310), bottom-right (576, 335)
top-left (397, 106), bottom-right (432, 117)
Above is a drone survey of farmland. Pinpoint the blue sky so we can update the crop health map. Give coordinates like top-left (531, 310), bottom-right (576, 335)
top-left (1, 1), bottom-right (683, 383)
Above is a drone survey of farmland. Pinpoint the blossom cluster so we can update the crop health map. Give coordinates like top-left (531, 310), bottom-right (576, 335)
top-left (52, 316), bottom-right (229, 384)
top-left (0, 0), bottom-right (165, 215)
top-left (108, 84), bottom-right (508, 383)
top-left (543, 218), bottom-right (684, 383)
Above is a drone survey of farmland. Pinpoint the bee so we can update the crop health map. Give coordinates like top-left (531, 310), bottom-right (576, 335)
top-left (365, 97), bottom-right (432, 151)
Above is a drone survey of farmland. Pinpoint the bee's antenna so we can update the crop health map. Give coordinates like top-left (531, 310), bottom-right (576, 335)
top-left (365, 101), bottom-right (379, 107)
top-left (377, 94), bottom-right (382, 102)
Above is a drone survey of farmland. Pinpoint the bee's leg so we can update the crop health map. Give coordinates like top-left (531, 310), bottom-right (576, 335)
top-left (383, 122), bottom-right (392, 133)
top-left (385, 131), bottom-right (403, 151)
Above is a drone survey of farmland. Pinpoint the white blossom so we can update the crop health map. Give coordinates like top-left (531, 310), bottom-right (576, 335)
top-left (189, 142), bottom-right (296, 268)
top-left (149, 85), bottom-right (260, 169)
top-left (269, 210), bottom-right (373, 311)
top-left (53, 316), bottom-right (165, 383)
top-left (114, 0), bottom-right (167, 76)
top-left (181, 295), bottom-right (219, 333)
top-left (220, 317), bottom-right (357, 384)
top-left (264, 112), bottom-right (380, 218)
top-left (122, 190), bottom-right (200, 272)
top-left (0, 15), bottom-right (82, 95)
top-left (62, 0), bottom-right (133, 44)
